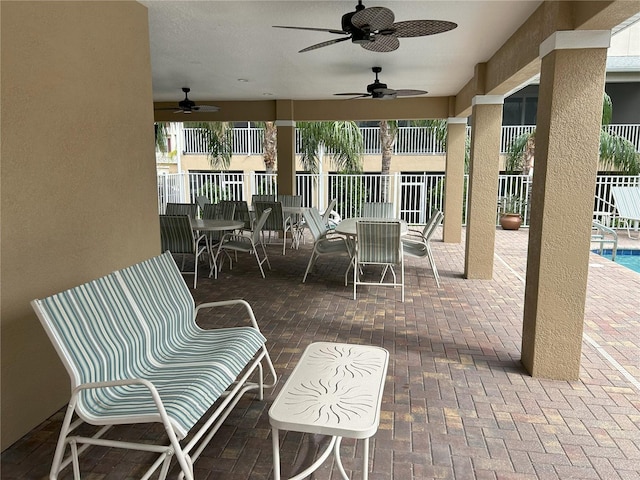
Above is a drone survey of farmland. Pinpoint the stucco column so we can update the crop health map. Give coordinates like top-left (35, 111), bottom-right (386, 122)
top-left (275, 100), bottom-right (296, 196)
top-left (522, 31), bottom-right (610, 380)
top-left (443, 117), bottom-right (467, 243)
top-left (464, 96), bottom-right (503, 279)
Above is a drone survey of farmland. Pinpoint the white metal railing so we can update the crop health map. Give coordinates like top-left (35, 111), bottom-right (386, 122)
top-left (606, 124), bottom-right (640, 151)
top-left (176, 124), bottom-right (640, 157)
top-left (500, 126), bottom-right (536, 153)
top-left (158, 172), bottom-right (640, 227)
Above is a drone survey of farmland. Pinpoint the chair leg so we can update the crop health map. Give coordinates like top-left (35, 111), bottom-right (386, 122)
top-left (193, 253), bottom-right (198, 289)
top-left (261, 242), bottom-right (271, 270)
top-left (400, 259), bottom-right (405, 302)
top-left (353, 259), bottom-right (358, 300)
top-left (255, 250), bottom-right (266, 278)
top-left (426, 245), bottom-right (440, 287)
top-left (302, 251), bottom-right (318, 283)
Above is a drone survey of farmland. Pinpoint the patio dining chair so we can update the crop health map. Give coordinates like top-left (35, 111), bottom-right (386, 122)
top-left (362, 202), bottom-right (395, 218)
top-left (165, 202), bottom-right (198, 218)
top-left (216, 208), bottom-right (272, 278)
top-left (402, 210), bottom-right (444, 287)
top-left (354, 220), bottom-right (404, 302)
top-left (253, 200), bottom-right (294, 255)
top-left (232, 200), bottom-right (253, 231)
top-left (159, 214), bottom-right (208, 288)
top-left (302, 207), bottom-right (351, 285)
top-left (278, 194), bottom-right (304, 246)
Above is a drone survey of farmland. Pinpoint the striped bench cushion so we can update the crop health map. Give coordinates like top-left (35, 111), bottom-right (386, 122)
top-left (36, 252), bottom-right (266, 438)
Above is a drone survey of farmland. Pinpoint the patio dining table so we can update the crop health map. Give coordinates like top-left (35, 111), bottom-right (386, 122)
top-left (334, 217), bottom-right (408, 237)
top-left (190, 218), bottom-right (245, 278)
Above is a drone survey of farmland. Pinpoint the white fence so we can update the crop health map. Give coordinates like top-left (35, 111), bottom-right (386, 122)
top-left (179, 124), bottom-right (640, 157)
top-left (158, 172), bottom-right (640, 227)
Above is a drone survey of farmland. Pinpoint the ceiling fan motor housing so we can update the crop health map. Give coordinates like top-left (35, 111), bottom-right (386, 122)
top-left (367, 80), bottom-right (387, 93)
top-left (342, 9), bottom-right (372, 44)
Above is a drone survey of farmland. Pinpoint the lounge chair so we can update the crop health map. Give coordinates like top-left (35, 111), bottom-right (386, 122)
top-left (611, 186), bottom-right (640, 239)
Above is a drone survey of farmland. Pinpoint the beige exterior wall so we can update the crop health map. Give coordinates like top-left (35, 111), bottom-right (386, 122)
top-left (0, 1), bottom-right (159, 449)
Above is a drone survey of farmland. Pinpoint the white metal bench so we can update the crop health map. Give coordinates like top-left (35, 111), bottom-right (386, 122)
top-left (31, 251), bottom-right (277, 480)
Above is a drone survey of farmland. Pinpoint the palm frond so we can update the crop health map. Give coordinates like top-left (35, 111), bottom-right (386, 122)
top-left (154, 122), bottom-right (169, 153)
top-left (505, 130), bottom-right (535, 172)
top-left (602, 92), bottom-right (613, 127)
top-left (297, 121), bottom-right (363, 173)
top-left (186, 121), bottom-right (233, 169)
top-left (599, 129), bottom-right (640, 174)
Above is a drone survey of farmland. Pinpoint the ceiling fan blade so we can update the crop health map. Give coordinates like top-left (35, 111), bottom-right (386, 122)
top-left (273, 25), bottom-right (347, 35)
top-left (154, 106), bottom-right (181, 111)
top-left (351, 6), bottom-right (394, 31)
top-left (192, 105), bottom-right (220, 112)
top-left (371, 87), bottom-right (397, 96)
top-left (299, 36), bottom-right (351, 53)
top-left (334, 93), bottom-right (370, 98)
top-left (361, 35), bottom-right (399, 52)
top-left (389, 20), bottom-right (458, 38)
top-left (394, 89), bottom-right (429, 97)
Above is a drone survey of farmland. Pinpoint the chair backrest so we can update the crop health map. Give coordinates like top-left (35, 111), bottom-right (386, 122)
top-left (254, 201), bottom-right (284, 230)
top-left (252, 194), bottom-right (274, 204)
top-left (195, 196), bottom-right (211, 212)
top-left (217, 201), bottom-right (237, 220)
top-left (277, 195), bottom-right (302, 207)
top-left (356, 221), bottom-right (402, 264)
top-left (422, 210), bottom-right (444, 241)
top-left (362, 202), bottom-right (394, 218)
top-left (233, 200), bottom-right (252, 229)
top-left (165, 202), bottom-right (197, 218)
top-left (251, 208), bottom-right (272, 243)
top-left (202, 203), bottom-right (217, 219)
top-left (322, 198), bottom-right (337, 226)
top-left (303, 208), bottom-right (327, 242)
top-left (202, 202), bottom-right (236, 220)
top-left (611, 187), bottom-right (640, 220)
top-left (159, 215), bottom-right (194, 254)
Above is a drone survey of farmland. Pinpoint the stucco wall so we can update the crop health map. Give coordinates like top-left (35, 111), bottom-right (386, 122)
top-left (1, 1), bottom-right (159, 449)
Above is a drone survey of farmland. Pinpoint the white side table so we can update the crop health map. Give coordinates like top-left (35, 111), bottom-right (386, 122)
top-left (269, 342), bottom-right (389, 480)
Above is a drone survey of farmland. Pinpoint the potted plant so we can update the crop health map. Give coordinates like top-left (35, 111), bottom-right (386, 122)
top-left (498, 195), bottom-right (523, 230)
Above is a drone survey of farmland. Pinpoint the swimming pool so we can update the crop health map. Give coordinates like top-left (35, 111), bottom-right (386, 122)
top-left (593, 249), bottom-right (640, 273)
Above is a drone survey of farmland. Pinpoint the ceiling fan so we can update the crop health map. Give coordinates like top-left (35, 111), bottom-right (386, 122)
top-left (155, 87), bottom-right (220, 114)
top-left (273, 0), bottom-right (457, 53)
top-left (335, 67), bottom-right (428, 100)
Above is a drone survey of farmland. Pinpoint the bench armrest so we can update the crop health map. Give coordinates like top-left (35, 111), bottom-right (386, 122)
top-left (195, 299), bottom-right (261, 330)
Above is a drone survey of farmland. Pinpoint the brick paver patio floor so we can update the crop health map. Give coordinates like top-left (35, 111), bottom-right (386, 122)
top-left (2, 228), bottom-right (639, 479)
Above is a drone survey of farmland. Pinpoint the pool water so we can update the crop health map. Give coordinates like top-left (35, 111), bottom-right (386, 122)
top-left (593, 249), bottom-right (640, 273)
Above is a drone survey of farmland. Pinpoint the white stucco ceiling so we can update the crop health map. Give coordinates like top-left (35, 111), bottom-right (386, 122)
top-left (142, 1), bottom-right (543, 104)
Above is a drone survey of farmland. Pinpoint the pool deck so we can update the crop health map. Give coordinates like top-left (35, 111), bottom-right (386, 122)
top-left (2, 227), bottom-right (639, 479)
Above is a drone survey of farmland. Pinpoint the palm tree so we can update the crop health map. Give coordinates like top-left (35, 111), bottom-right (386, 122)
top-left (506, 92), bottom-right (640, 174)
top-left (155, 121), bottom-right (234, 168)
top-left (296, 121), bottom-right (364, 173)
top-left (185, 121), bottom-right (234, 169)
top-left (378, 119), bottom-right (449, 200)
top-left (262, 121), bottom-right (278, 174)
top-left (154, 122), bottom-right (169, 153)
top-left (258, 121), bottom-right (364, 174)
